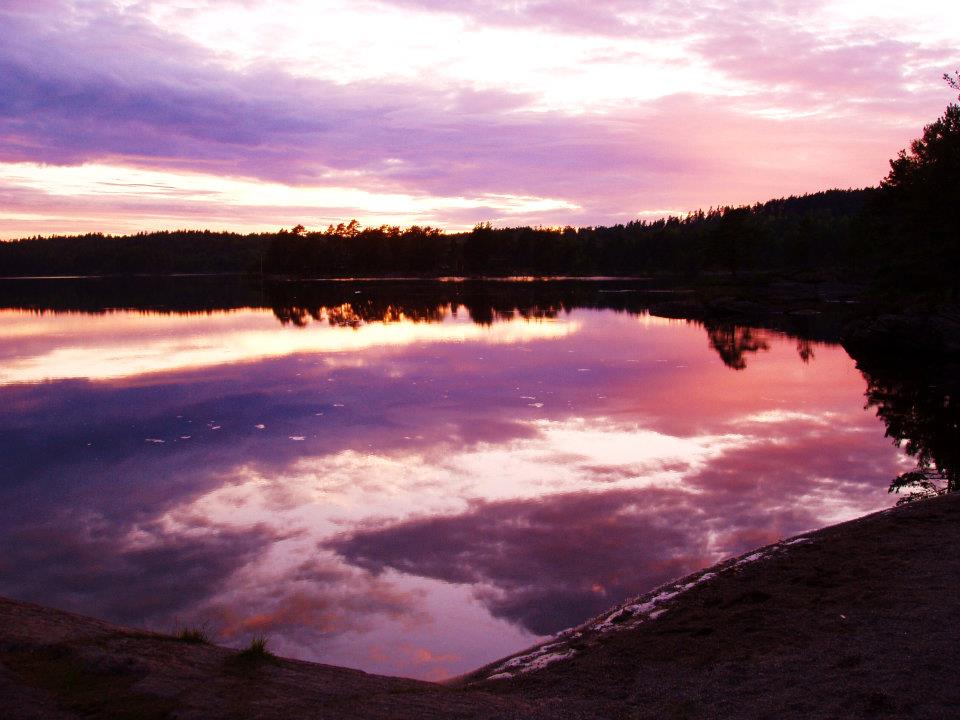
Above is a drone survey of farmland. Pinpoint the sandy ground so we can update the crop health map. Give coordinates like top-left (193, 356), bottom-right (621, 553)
top-left (3, 493), bottom-right (960, 719)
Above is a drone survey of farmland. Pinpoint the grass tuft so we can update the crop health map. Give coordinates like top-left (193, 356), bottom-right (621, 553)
top-left (175, 626), bottom-right (210, 644)
top-left (224, 634), bottom-right (279, 673)
top-left (237, 634), bottom-right (275, 662)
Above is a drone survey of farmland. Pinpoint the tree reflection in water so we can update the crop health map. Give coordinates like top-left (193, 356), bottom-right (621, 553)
top-left (704, 323), bottom-right (770, 370)
top-left (858, 355), bottom-right (960, 501)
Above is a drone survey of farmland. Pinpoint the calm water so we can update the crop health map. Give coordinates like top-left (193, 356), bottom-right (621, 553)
top-left (0, 280), bottom-right (913, 679)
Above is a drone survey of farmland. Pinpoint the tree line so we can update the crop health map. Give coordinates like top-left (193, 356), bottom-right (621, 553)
top-left (0, 189), bottom-right (872, 279)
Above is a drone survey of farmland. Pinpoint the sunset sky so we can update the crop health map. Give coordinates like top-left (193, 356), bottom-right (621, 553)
top-left (2, 0), bottom-right (958, 238)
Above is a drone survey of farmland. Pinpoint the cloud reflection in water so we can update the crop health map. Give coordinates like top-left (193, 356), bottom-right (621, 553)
top-left (0, 304), bottom-right (905, 678)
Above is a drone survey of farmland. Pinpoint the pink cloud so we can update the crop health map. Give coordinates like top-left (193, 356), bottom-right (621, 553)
top-left (1, 0), bottom-right (956, 234)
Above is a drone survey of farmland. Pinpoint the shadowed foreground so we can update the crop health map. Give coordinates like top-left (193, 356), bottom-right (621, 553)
top-left (4, 494), bottom-right (960, 719)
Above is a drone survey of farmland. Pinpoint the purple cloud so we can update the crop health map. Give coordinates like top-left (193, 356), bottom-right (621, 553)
top-left (1, 0), bottom-right (956, 235)
top-left (325, 411), bottom-right (892, 635)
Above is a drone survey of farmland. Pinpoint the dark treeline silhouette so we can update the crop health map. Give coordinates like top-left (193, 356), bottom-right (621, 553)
top-left (0, 190), bottom-right (870, 280)
top-left (857, 100), bottom-right (960, 300)
top-left (265, 189), bottom-right (867, 279)
top-left (0, 230), bottom-right (273, 277)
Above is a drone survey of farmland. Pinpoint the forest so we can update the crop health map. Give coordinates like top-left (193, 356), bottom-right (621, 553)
top-left (0, 190), bottom-right (869, 280)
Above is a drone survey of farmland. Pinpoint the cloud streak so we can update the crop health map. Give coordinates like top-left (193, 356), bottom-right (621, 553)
top-left (0, 0), bottom-right (957, 235)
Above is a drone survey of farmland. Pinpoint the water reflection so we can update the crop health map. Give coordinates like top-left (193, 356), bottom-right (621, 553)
top-left (705, 322), bottom-right (770, 370)
top-left (0, 279), bottom-right (922, 679)
top-left (856, 353), bottom-right (960, 499)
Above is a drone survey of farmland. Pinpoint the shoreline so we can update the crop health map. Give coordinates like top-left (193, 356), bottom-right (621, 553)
top-left (2, 273), bottom-right (957, 360)
top-left (4, 493), bottom-right (960, 718)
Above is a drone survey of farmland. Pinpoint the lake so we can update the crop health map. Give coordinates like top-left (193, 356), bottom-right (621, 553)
top-left (0, 278), bottom-right (916, 680)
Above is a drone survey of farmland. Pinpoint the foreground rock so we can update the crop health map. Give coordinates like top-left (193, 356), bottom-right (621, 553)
top-left (4, 494), bottom-right (960, 718)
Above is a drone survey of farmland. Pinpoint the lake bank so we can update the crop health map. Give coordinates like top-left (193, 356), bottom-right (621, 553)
top-left (4, 492), bottom-right (959, 719)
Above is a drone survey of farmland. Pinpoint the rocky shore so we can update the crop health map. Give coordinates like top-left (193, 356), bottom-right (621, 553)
top-left (4, 493), bottom-right (960, 719)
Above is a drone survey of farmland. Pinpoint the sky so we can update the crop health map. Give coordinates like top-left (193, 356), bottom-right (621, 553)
top-left (1, 0), bottom-right (958, 238)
